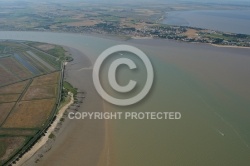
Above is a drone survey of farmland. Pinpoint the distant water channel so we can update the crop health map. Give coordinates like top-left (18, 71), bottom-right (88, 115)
top-left (13, 53), bottom-right (41, 75)
top-left (163, 10), bottom-right (250, 34)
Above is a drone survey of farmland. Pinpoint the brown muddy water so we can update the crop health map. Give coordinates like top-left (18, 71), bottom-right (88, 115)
top-left (0, 32), bottom-right (249, 166)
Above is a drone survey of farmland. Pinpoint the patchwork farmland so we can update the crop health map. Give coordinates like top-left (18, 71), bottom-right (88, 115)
top-left (0, 41), bottom-right (67, 165)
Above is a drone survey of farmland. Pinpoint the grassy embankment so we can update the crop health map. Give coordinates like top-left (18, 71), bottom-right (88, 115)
top-left (61, 81), bottom-right (77, 104)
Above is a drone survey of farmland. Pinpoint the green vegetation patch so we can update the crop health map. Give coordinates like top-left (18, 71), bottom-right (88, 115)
top-left (47, 46), bottom-right (66, 60)
top-left (48, 133), bottom-right (55, 139)
top-left (63, 81), bottom-right (77, 96)
top-left (0, 129), bottom-right (37, 137)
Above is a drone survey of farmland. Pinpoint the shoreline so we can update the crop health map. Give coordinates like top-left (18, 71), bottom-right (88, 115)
top-left (211, 44), bottom-right (250, 49)
top-left (130, 36), bottom-right (153, 39)
top-left (1, 30), bottom-right (250, 50)
top-left (13, 93), bottom-right (74, 166)
top-left (22, 45), bottom-right (106, 166)
top-left (0, 30), bottom-right (128, 42)
top-left (129, 37), bottom-right (250, 49)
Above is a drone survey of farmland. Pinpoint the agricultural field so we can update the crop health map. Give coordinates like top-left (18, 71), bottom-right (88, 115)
top-left (0, 80), bottom-right (29, 94)
top-left (0, 129), bottom-right (37, 137)
top-left (0, 72), bottom-right (61, 165)
top-left (3, 98), bottom-right (56, 128)
top-left (0, 94), bottom-right (20, 103)
top-left (0, 2), bottom-right (164, 29)
top-left (0, 103), bottom-right (15, 125)
top-left (30, 69), bottom-right (61, 86)
top-left (0, 41), bottom-right (65, 87)
top-left (22, 85), bottom-right (58, 100)
top-left (0, 65), bottom-right (20, 86)
top-left (0, 57), bottom-right (34, 79)
top-left (0, 137), bottom-right (27, 164)
top-left (0, 40), bottom-right (66, 165)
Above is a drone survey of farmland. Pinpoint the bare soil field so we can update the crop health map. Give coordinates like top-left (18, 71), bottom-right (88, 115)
top-left (31, 72), bottom-right (60, 86)
top-left (0, 57), bottom-right (33, 80)
top-left (36, 44), bottom-right (55, 51)
top-left (22, 85), bottom-right (57, 101)
top-left (0, 65), bottom-right (19, 86)
top-left (0, 94), bottom-right (20, 103)
top-left (2, 98), bottom-right (56, 128)
top-left (121, 20), bottom-right (148, 29)
top-left (0, 80), bottom-right (29, 94)
top-left (134, 9), bottom-right (158, 16)
top-left (0, 137), bottom-right (27, 165)
top-left (0, 103), bottom-right (15, 125)
top-left (183, 29), bottom-right (198, 38)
